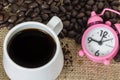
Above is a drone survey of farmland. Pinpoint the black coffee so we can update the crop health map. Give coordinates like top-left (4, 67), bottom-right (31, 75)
top-left (7, 29), bottom-right (56, 68)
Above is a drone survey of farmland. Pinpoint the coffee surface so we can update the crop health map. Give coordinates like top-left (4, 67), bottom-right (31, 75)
top-left (7, 29), bottom-right (56, 68)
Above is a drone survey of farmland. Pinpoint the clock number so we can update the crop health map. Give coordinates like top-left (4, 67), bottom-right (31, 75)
top-left (88, 37), bottom-right (92, 43)
top-left (100, 30), bottom-right (103, 36)
top-left (100, 30), bottom-right (108, 38)
top-left (95, 50), bottom-right (100, 56)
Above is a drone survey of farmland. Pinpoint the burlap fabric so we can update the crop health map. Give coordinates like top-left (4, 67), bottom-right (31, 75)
top-left (1, 6), bottom-right (120, 80)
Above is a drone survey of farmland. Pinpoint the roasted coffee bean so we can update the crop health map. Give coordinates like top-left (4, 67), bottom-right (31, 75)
top-left (64, 0), bottom-right (71, 4)
top-left (75, 34), bottom-right (82, 44)
top-left (98, 2), bottom-right (104, 9)
top-left (42, 10), bottom-right (51, 14)
top-left (25, 9), bottom-right (33, 16)
top-left (87, 0), bottom-right (94, 5)
top-left (63, 20), bottom-right (70, 28)
top-left (3, 0), bottom-right (8, 6)
top-left (93, 5), bottom-right (98, 12)
top-left (68, 30), bottom-right (77, 38)
top-left (104, 12), bottom-right (110, 19)
top-left (77, 12), bottom-right (85, 18)
top-left (19, 7), bottom-right (27, 11)
top-left (32, 16), bottom-right (41, 21)
top-left (51, 5), bottom-right (59, 13)
top-left (72, 0), bottom-right (79, 5)
top-left (71, 18), bottom-right (76, 23)
top-left (74, 23), bottom-right (81, 33)
top-left (0, 14), bottom-right (4, 23)
top-left (85, 5), bottom-right (91, 10)
top-left (60, 6), bottom-right (66, 13)
top-left (75, 5), bottom-right (81, 10)
top-left (72, 10), bottom-right (77, 17)
top-left (59, 32), bottom-right (65, 38)
top-left (62, 29), bottom-right (68, 36)
top-left (111, 1), bottom-right (120, 6)
top-left (17, 11), bottom-right (25, 17)
top-left (86, 11), bottom-right (91, 17)
top-left (41, 14), bottom-right (49, 20)
top-left (3, 13), bottom-right (9, 23)
top-left (65, 5), bottom-right (73, 11)
top-left (29, 2), bottom-right (38, 9)
top-left (110, 13), bottom-right (117, 18)
top-left (7, 24), bottom-right (14, 30)
top-left (16, 0), bottom-right (24, 5)
top-left (25, 17), bottom-right (31, 21)
top-left (8, 4), bottom-right (19, 13)
top-left (24, 0), bottom-right (33, 4)
top-left (41, 3), bottom-right (49, 9)
top-left (8, 15), bottom-right (17, 23)
top-left (35, 0), bottom-right (42, 4)
top-left (16, 17), bottom-right (24, 23)
top-left (0, 4), bottom-right (3, 10)
top-left (67, 23), bottom-right (74, 31)
top-left (48, 0), bottom-right (53, 4)
top-left (114, 48), bottom-right (120, 62)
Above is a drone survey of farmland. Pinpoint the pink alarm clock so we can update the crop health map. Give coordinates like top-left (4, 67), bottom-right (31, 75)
top-left (78, 8), bottom-right (120, 65)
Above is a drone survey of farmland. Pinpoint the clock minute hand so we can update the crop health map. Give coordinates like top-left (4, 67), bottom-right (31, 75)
top-left (102, 38), bottom-right (113, 42)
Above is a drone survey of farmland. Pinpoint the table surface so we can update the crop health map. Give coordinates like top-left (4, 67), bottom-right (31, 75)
top-left (1, 27), bottom-right (120, 80)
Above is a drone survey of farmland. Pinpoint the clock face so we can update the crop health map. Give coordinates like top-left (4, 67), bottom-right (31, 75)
top-left (85, 27), bottom-right (115, 57)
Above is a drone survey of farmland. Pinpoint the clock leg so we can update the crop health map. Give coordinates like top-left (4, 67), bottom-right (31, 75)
top-left (78, 50), bottom-right (84, 57)
top-left (103, 60), bottom-right (110, 65)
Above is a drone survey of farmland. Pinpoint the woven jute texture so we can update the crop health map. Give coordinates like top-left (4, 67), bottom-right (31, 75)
top-left (1, 27), bottom-right (120, 80)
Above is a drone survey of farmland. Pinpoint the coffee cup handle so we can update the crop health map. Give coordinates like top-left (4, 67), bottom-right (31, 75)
top-left (47, 16), bottom-right (63, 35)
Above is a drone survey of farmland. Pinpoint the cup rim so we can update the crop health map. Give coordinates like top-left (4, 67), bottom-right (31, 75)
top-left (3, 21), bottom-right (61, 71)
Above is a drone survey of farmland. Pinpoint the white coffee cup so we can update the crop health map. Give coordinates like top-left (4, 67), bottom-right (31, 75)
top-left (3, 16), bottom-right (64, 80)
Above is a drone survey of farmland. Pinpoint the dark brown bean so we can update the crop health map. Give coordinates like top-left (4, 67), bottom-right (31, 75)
top-left (77, 12), bottom-right (85, 18)
top-left (0, 4), bottom-right (3, 10)
top-left (8, 0), bottom-right (16, 3)
top-left (71, 18), bottom-right (76, 23)
top-left (75, 34), bottom-right (82, 44)
top-left (85, 5), bottom-right (91, 10)
top-left (35, 0), bottom-right (42, 5)
top-left (75, 5), bottom-right (81, 10)
top-left (87, 0), bottom-right (94, 5)
top-left (25, 9), bottom-right (33, 16)
top-left (17, 11), bottom-right (25, 17)
top-left (68, 30), bottom-right (77, 38)
top-left (111, 1), bottom-right (120, 6)
top-left (16, 0), bottom-right (24, 5)
top-left (48, 0), bottom-right (53, 4)
top-left (41, 14), bottom-right (49, 20)
top-left (19, 7), bottom-right (27, 11)
top-left (86, 11), bottom-right (91, 17)
top-left (58, 32), bottom-right (65, 38)
top-left (64, 0), bottom-right (71, 4)
top-left (62, 29), bottom-right (68, 36)
top-left (29, 2), bottom-right (38, 9)
top-left (41, 3), bottom-right (49, 9)
top-left (8, 15), bottom-right (17, 23)
top-left (60, 6), bottom-right (66, 13)
top-left (42, 10), bottom-right (51, 14)
top-left (98, 2), bottom-right (104, 9)
top-left (63, 20), bottom-right (70, 28)
top-left (24, 0), bottom-right (33, 4)
top-left (7, 24), bottom-right (14, 30)
top-left (72, 10), bottom-right (77, 17)
top-left (114, 48), bottom-right (120, 62)
top-left (65, 5), bottom-right (73, 11)
top-left (104, 12), bottom-right (110, 19)
top-left (0, 14), bottom-right (4, 23)
top-left (16, 17), bottom-right (24, 23)
top-left (93, 5), bottom-right (98, 12)
top-left (8, 4), bottom-right (19, 13)
top-left (51, 6), bottom-right (59, 13)
top-left (72, 0), bottom-right (79, 5)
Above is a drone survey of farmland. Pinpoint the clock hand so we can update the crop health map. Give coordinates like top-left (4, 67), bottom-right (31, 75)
top-left (88, 37), bottom-right (99, 43)
top-left (102, 38), bottom-right (113, 42)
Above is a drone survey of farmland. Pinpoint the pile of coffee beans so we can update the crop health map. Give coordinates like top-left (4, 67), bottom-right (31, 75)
top-left (0, 0), bottom-right (120, 42)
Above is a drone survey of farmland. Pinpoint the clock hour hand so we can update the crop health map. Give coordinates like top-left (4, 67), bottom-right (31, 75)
top-left (88, 37), bottom-right (99, 43)
top-left (102, 38), bottom-right (113, 42)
